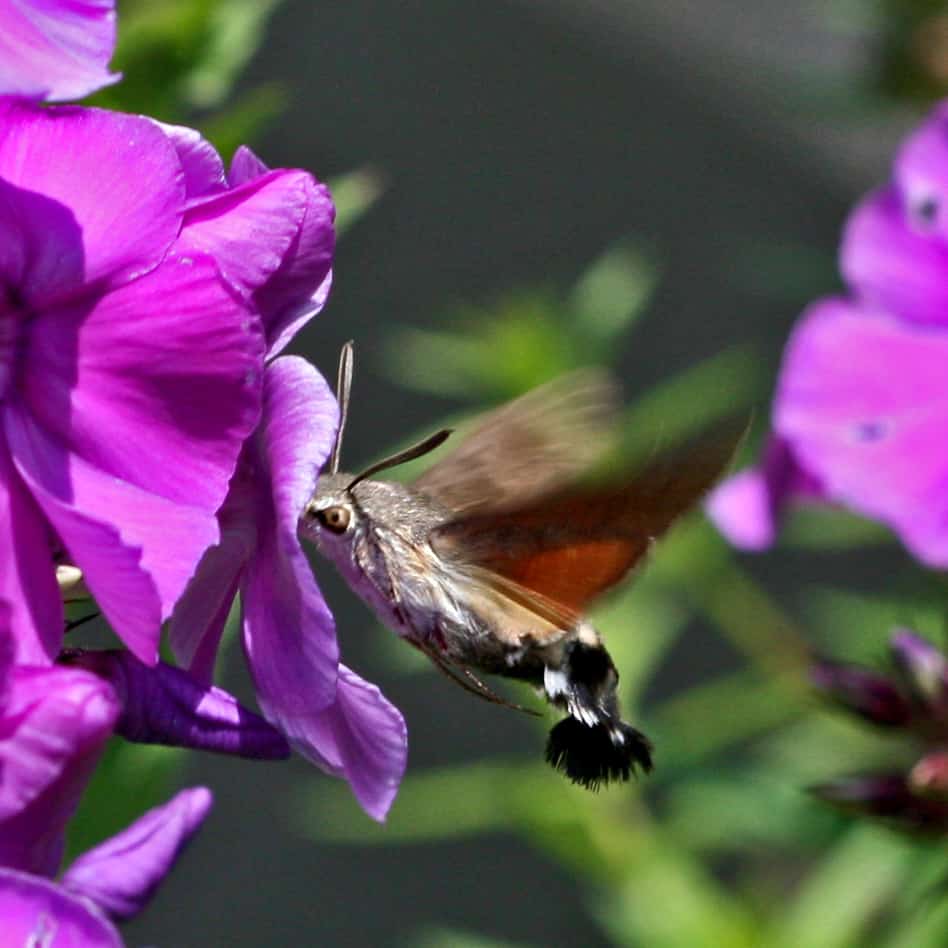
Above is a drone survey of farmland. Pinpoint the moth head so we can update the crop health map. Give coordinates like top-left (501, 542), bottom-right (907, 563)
top-left (301, 473), bottom-right (360, 551)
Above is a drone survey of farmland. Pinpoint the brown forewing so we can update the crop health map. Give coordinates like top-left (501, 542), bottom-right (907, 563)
top-left (431, 421), bottom-right (745, 617)
top-left (413, 369), bottom-right (619, 516)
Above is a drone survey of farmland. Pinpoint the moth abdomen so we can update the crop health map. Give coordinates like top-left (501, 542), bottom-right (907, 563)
top-left (543, 639), bottom-right (653, 789)
top-left (545, 717), bottom-right (653, 789)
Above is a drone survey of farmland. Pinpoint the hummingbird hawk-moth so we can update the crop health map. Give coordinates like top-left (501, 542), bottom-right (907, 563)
top-left (300, 343), bottom-right (741, 789)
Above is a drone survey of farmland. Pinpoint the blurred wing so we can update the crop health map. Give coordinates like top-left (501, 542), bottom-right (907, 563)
top-left (413, 369), bottom-right (618, 515)
top-left (432, 420), bottom-right (746, 615)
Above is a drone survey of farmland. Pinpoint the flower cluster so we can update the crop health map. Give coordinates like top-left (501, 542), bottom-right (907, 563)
top-left (0, 2), bottom-right (406, 942)
top-left (708, 101), bottom-right (948, 568)
top-left (811, 630), bottom-right (948, 833)
top-left (707, 98), bottom-right (948, 833)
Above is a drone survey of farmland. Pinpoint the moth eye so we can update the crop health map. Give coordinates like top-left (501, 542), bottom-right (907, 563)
top-left (316, 505), bottom-right (351, 534)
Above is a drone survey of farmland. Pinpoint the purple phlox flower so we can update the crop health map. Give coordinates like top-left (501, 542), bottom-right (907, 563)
top-left (61, 648), bottom-right (291, 760)
top-left (705, 435), bottom-right (824, 550)
top-left (170, 358), bottom-right (408, 822)
top-left (60, 787), bottom-right (212, 921)
top-left (811, 628), bottom-right (948, 833)
top-left (0, 102), bottom-right (346, 667)
top-left (0, 788), bottom-right (213, 948)
top-left (0, 651), bottom-right (118, 877)
top-left (167, 143), bottom-right (406, 821)
top-left (160, 125), bottom-right (335, 358)
top-left (0, 0), bottom-right (120, 102)
top-left (707, 99), bottom-right (948, 567)
top-left (0, 618), bottom-right (213, 943)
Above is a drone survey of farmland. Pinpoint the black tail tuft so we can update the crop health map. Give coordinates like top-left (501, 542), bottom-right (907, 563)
top-left (545, 717), bottom-right (653, 790)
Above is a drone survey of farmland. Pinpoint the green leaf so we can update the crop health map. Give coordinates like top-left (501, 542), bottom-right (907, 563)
top-left (413, 927), bottom-right (531, 948)
top-left (568, 240), bottom-right (659, 343)
top-left (597, 836), bottom-right (759, 948)
top-left (768, 826), bottom-right (917, 948)
top-left (619, 345), bottom-right (766, 461)
top-left (180, 0), bottom-right (283, 108)
top-left (330, 166), bottom-right (387, 235)
top-left (780, 506), bottom-right (892, 551)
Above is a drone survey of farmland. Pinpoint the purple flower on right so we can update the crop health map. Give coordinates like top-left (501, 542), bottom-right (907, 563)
top-left (707, 100), bottom-right (948, 568)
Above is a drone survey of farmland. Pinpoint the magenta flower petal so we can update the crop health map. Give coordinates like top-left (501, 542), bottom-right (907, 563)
top-left (705, 436), bottom-right (824, 551)
top-left (775, 299), bottom-right (948, 567)
top-left (894, 101), bottom-right (948, 242)
top-left (178, 171), bottom-right (309, 300)
top-left (168, 503), bottom-right (255, 683)
top-left (242, 533), bottom-right (339, 750)
top-left (227, 148), bottom-right (335, 356)
top-left (7, 407), bottom-right (176, 665)
top-left (154, 121), bottom-right (227, 199)
top-left (63, 649), bottom-right (290, 759)
top-left (62, 787), bottom-right (212, 921)
top-left (241, 358), bottom-right (339, 731)
top-left (0, 0), bottom-right (119, 102)
top-left (0, 869), bottom-right (122, 947)
top-left (7, 256), bottom-right (264, 654)
top-left (262, 357), bottom-right (339, 528)
top-left (303, 665), bottom-right (408, 822)
top-left (0, 665), bottom-right (118, 876)
top-left (841, 187), bottom-right (948, 329)
top-left (23, 254), bottom-right (263, 514)
top-left (0, 603), bottom-right (12, 685)
top-left (228, 145), bottom-right (270, 184)
top-left (0, 103), bottom-right (183, 298)
top-left (0, 443), bottom-right (62, 664)
top-left (0, 178), bottom-right (85, 310)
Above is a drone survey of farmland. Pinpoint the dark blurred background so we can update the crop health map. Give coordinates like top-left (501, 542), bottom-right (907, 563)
top-left (81, 1), bottom-right (948, 944)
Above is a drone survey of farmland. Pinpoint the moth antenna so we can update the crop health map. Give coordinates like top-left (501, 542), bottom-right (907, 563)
top-left (346, 428), bottom-right (453, 491)
top-left (330, 340), bottom-right (355, 475)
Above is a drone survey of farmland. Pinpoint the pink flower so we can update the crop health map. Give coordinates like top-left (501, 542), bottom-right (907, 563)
top-left (168, 149), bottom-right (406, 821)
top-left (0, 0), bottom-right (120, 102)
top-left (0, 611), bottom-right (218, 944)
top-left (708, 99), bottom-right (948, 567)
top-left (0, 102), bottom-right (335, 666)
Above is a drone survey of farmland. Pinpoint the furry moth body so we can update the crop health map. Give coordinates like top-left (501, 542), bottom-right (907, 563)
top-left (300, 344), bottom-right (740, 789)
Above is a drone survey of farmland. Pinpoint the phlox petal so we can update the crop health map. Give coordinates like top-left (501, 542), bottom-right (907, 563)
top-left (262, 357), bottom-right (338, 529)
top-left (0, 442), bottom-right (62, 664)
top-left (23, 254), bottom-right (263, 514)
top-left (167, 494), bottom-right (255, 684)
top-left (242, 511), bottom-right (339, 745)
top-left (0, 0), bottom-right (119, 102)
top-left (0, 665), bottom-right (118, 876)
top-left (154, 122), bottom-right (227, 200)
top-left (227, 147), bottom-right (335, 356)
top-left (178, 171), bottom-right (309, 300)
top-left (0, 869), bottom-right (121, 948)
top-left (300, 665), bottom-right (408, 822)
top-left (8, 406), bottom-right (189, 665)
top-left (64, 650), bottom-right (290, 759)
top-left (705, 437), bottom-right (824, 551)
top-left (62, 787), bottom-right (212, 920)
top-left (241, 359), bottom-right (340, 743)
top-left (775, 299), bottom-right (948, 567)
top-left (895, 101), bottom-right (948, 242)
top-left (841, 187), bottom-right (948, 329)
top-left (0, 103), bottom-right (183, 298)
